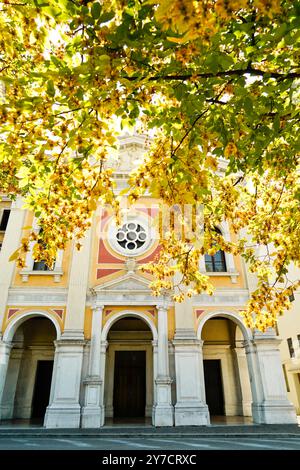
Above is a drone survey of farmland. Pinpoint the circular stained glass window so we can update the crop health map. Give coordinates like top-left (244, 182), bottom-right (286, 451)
top-left (116, 222), bottom-right (147, 251)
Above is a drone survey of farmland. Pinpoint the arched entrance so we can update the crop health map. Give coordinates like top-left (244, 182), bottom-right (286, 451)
top-left (198, 312), bottom-right (253, 424)
top-left (1, 316), bottom-right (57, 424)
top-left (104, 315), bottom-right (154, 424)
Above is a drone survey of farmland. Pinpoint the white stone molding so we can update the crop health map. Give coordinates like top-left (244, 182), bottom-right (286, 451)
top-left (192, 290), bottom-right (249, 307)
top-left (153, 303), bottom-right (174, 426)
top-left (3, 310), bottom-right (61, 343)
top-left (7, 287), bottom-right (67, 306)
top-left (81, 303), bottom-right (105, 428)
top-left (89, 272), bottom-right (160, 307)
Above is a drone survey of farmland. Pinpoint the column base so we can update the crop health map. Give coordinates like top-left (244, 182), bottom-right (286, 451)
top-left (81, 406), bottom-right (104, 428)
top-left (44, 405), bottom-right (81, 428)
top-left (174, 403), bottom-right (210, 426)
top-left (153, 404), bottom-right (174, 427)
top-left (252, 401), bottom-right (298, 424)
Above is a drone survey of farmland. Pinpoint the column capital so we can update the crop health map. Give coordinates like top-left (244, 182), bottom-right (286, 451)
top-left (0, 339), bottom-right (13, 351)
top-left (91, 302), bottom-right (104, 313)
top-left (100, 341), bottom-right (108, 353)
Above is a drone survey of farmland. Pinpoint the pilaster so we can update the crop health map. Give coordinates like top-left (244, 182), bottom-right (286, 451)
top-left (44, 334), bottom-right (86, 428)
top-left (173, 331), bottom-right (210, 426)
top-left (81, 303), bottom-right (105, 428)
top-left (0, 340), bottom-right (13, 419)
top-left (248, 330), bottom-right (297, 424)
top-left (153, 301), bottom-right (174, 426)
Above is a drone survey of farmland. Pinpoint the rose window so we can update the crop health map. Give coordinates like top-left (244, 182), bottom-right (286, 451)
top-left (116, 222), bottom-right (147, 251)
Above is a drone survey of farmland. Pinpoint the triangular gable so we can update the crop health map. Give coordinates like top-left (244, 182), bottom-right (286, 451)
top-left (93, 272), bottom-right (151, 293)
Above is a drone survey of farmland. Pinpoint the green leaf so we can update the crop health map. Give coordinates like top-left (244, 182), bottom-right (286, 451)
top-left (91, 2), bottom-right (101, 19)
top-left (99, 11), bottom-right (115, 24)
top-left (46, 80), bottom-right (55, 97)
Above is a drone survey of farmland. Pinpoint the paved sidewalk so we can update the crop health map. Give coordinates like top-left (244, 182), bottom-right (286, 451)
top-left (0, 424), bottom-right (299, 439)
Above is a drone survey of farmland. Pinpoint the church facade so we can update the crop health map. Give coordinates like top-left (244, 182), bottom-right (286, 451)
top-left (0, 135), bottom-right (297, 428)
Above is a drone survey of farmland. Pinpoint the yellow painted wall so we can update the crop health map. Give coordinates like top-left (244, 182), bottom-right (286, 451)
top-left (277, 295), bottom-right (300, 414)
top-left (201, 318), bottom-right (231, 343)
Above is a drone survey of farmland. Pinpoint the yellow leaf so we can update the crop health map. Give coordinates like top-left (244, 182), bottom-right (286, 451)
top-left (167, 36), bottom-right (187, 44)
top-left (9, 248), bottom-right (21, 262)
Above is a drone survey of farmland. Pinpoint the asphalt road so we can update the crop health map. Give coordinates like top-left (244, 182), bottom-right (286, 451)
top-left (0, 436), bottom-right (300, 450)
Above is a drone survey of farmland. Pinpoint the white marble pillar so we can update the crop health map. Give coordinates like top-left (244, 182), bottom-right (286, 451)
top-left (173, 332), bottom-right (210, 425)
top-left (153, 303), bottom-right (174, 426)
top-left (247, 330), bottom-right (297, 424)
top-left (151, 339), bottom-right (158, 423)
top-left (81, 303), bottom-right (104, 428)
top-left (0, 340), bottom-right (12, 419)
top-left (234, 346), bottom-right (252, 416)
top-left (44, 335), bottom-right (85, 428)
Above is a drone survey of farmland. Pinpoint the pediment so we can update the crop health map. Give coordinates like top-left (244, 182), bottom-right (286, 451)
top-left (92, 273), bottom-right (151, 293)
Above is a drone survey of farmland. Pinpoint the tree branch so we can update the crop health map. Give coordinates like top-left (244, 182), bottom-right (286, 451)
top-left (122, 66), bottom-right (300, 82)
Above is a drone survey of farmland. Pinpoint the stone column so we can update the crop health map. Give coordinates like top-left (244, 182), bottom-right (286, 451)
top-left (44, 228), bottom-right (92, 428)
top-left (234, 346), bottom-right (252, 416)
top-left (173, 333), bottom-right (210, 425)
top-left (248, 330), bottom-right (297, 424)
top-left (0, 346), bottom-right (23, 420)
top-left (44, 336), bottom-right (85, 428)
top-left (0, 340), bottom-right (12, 420)
top-left (173, 297), bottom-right (209, 425)
top-left (153, 303), bottom-right (174, 426)
top-left (81, 303), bottom-right (104, 428)
top-left (0, 197), bottom-right (25, 333)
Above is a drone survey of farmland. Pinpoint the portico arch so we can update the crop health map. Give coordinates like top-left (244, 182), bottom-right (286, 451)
top-left (101, 310), bottom-right (158, 342)
top-left (3, 310), bottom-right (61, 343)
top-left (197, 310), bottom-right (254, 423)
top-left (197, 310), bottom-right (252, 342)
top-left (102, 310), bottom-right (157, 424)
top-left (1, 312), bottom-right (59, 424)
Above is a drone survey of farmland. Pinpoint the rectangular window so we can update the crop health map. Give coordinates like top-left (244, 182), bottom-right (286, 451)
top-left (0, 209), bottom-right (10, 231)
top-left (282, 365), bottom-right (290, 392)
top-left (32, 260), bottom-right (52, 271)
top-left (287, 338), bottom-right (295, 358)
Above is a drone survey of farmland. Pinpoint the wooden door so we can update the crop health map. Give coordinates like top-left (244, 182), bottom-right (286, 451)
top-left (113, 351), bottom-right (146, 418)
top-left (203, 359), bottom-right (225, 416)
top-left (31, 360), bottom-right (54, 420)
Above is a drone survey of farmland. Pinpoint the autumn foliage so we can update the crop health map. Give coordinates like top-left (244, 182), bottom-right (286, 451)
top-left (0, 0), bottom-right (299, 330)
